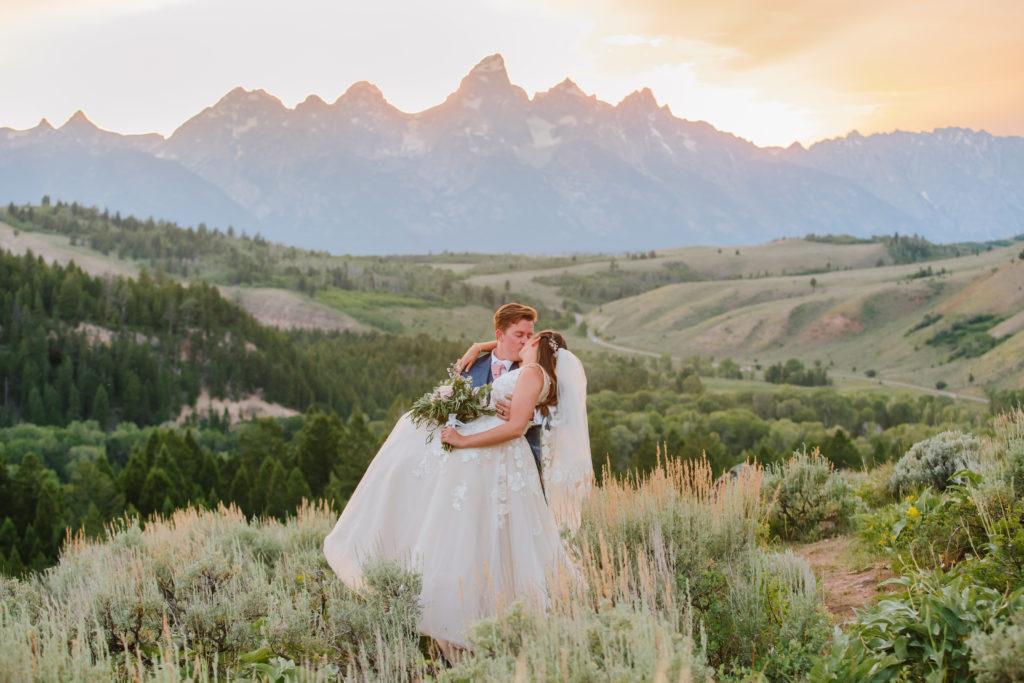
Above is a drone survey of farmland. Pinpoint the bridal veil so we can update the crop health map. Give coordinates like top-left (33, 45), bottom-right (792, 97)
top-left (542, 348), bottom-right (594, 532)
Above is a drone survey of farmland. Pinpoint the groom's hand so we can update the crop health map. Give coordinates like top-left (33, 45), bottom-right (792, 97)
top-left (495, 398), bottom-right (512, 421)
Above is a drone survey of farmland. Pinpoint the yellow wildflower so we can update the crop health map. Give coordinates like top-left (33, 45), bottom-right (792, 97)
top-left (891, 534), bottom-right (896, 541)
top-left (907, 507), bottom-right (919, 517)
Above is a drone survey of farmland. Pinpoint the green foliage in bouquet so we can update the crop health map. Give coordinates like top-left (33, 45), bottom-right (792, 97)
top-left (409, 364), bottom-right (495, 450)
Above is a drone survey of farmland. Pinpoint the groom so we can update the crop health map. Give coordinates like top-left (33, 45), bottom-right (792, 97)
top-left (462, 303), bottom-right (544, 489)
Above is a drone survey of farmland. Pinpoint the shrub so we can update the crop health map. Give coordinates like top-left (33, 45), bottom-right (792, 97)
top-left (0, 503), bottom-right (425, 681)
top-left (888, 430), bottom-right (982, 494)
top-left (812, 569), bottom-right (1023, 682)
top-left (762, 448), bottom-right (862, 541)
top-left (441, 602), bottom-right (712, 681)
top-left (969, 613), bottom-right (1024, 683)
top-left (993, 407), bottom-right (1024, 493)
top-left (566, 456), bottom-right (829, 675)
top-left (859, 487), bottom-right (983, 572)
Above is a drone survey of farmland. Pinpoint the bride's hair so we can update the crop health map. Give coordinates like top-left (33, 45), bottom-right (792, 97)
top-left (534, 330), bottom-right (567, 416)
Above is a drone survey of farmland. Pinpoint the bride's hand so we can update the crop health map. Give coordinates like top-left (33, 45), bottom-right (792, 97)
top-left (455, 342), bottom-right (483, 374)
top-left (441, 426), bottom-right (466, 448)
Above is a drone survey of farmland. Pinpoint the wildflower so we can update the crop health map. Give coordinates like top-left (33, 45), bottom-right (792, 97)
top-left (908, 494), bottom-right (915, 502)
top-left (891, 534), bottom-right (896, 541)
top-left (907, 507), bottom-right (919, 517)
top-left (869, 524), bottom-right (874, 530)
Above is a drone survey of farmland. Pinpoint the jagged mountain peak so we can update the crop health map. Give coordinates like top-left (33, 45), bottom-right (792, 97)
top-left (35, 118), bottom-right (54, 131)
top-left (62, 110), bottom-right (97, 129)
top-left (453, 53), bottom-right (526, 104)
top-left (618, 88), bottom-right (660, 111)
top-left (469, 53), bottom-right (508, 77)
top-left (335, 81), bottom-right (388, 107)
top-left (551, 78), bottom-right (587, 98)
top-left (211, 87), bottom-right (287, 115)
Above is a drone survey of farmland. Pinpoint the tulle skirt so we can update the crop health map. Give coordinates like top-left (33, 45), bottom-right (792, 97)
top-left (323, 412), bottom-right (570, 647)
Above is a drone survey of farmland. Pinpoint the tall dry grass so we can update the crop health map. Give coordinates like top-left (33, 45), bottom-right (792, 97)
top-left (443, 455), bottom-right (828, 680)
top-left (0, 455), bottom-right (828, 681)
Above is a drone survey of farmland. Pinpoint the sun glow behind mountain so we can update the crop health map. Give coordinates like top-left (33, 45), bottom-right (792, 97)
top-left (0, 0), bottom-right (1021, 147)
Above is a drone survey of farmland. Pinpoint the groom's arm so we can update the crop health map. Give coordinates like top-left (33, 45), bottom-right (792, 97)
top-left (455, 340), bottom-right (497, 374)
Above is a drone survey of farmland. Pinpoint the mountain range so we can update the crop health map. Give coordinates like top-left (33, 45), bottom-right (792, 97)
top-left (3, 54), bottom-right (1023, 254)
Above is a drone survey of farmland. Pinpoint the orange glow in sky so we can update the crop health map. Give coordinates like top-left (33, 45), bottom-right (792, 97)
top-left (1, 0), bottom-right (1021, 147)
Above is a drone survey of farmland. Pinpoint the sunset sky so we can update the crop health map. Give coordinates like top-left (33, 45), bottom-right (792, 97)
top-left (1, 0), bottom-right (1021, 147)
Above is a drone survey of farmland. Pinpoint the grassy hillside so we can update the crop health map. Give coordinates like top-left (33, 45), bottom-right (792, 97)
top-left (585, 244), bottom-right (1024, 395)
top-left (4, 200), bottom-right (1023, 397)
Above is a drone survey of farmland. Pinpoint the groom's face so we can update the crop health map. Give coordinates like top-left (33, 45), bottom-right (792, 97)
top-left (495, 318), bottom-right (534, 361)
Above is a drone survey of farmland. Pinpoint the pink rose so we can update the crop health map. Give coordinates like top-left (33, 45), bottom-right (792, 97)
top-left (436, 385), bottom-right (454, 399)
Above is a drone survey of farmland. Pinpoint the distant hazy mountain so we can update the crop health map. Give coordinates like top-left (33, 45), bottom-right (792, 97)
top-left (3, 55), bottom-right (1022, 254)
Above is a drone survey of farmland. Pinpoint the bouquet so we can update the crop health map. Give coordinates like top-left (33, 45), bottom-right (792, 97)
top-left (410, 364), bottom-right (495, 451)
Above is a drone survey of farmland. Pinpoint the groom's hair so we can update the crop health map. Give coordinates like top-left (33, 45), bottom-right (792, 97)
top-left (494, 303), bottom-right (537, 332)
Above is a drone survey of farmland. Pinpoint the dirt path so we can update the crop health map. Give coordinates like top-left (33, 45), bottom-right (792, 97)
top-left (794, 535), bottom-right (896, 621)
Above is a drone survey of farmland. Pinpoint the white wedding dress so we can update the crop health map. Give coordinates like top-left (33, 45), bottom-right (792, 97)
top-left (323, 364), bottom-right (576, 648)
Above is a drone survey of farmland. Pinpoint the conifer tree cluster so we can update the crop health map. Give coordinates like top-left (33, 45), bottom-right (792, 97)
top-left (0, 410), bottom-right (378, 576)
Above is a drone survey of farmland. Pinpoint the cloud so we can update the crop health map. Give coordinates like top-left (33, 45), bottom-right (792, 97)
top-left (543, 0), bottom-right (1024, 140)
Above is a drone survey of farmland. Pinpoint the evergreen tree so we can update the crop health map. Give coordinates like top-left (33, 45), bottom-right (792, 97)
top-left (295, 409), bottom-right (341, 497)
top-left (27, 386), bottom-right (45, 424)
top-left (4, 545), bottom-right (25, 577)
top-left (92, 384), bottom-right (110, 430)
top-left (229, 466), bottom-right (252, 516)
top-left (265, 461), bottom-right (290, 519)
top-left (0, 452), bottom-right (10, 521)
top-left (139, 467), bottom-right (173, 516)
top-left (331, 412), bottom-right (377, 499)
top-left (252, 457), bottom-right (276, 514)
top-left (13, 453), bottom-right (44, 530)
top-left (283, 467), bottom-right (313, 516)
top-left (81, 503), bottom-right (105, 539)
top-left (32, 479), bottom-right (63, 557)
top-left (120, 448), bottom-right (149, 508)
top-left (0, 517), bottom-right (17, 557)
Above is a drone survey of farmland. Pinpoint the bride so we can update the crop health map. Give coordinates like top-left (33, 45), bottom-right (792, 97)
top-left (322, 329), bottom-right (592, 649)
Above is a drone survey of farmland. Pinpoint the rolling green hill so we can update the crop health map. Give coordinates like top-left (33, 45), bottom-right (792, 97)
top-left (4, 200), bottom-right (1022, 398)
top-left (584, 243), bottom-right (1024, 395)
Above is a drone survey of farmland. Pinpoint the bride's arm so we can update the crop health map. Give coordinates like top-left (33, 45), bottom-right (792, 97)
top-left (455, 340), bottom-right (498, 374)
top-left (441, 367), bottom-right (543, 448)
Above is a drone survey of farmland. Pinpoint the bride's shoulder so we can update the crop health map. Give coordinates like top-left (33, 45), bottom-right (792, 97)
top-left (519, 363), bottom-right (549, 381)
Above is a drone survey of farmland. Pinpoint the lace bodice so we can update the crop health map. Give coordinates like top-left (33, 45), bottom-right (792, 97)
top-left (491, 363), bottom-right (551, 407)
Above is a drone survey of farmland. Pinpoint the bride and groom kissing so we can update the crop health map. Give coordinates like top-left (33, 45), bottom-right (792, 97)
top-left (323, 302), bottom-right (593, 652)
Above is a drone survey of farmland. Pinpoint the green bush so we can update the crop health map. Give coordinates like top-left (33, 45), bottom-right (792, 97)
top-left (440, 602), bottom-right (712, 681)
top-left (556, 458), bottom-right (830, 677)
top-left (889, 430), bottom-right (982, 494)
top-left (762, 448), bottom-right (862, 541)
top-left (859, 486), bottom-right (985, 573)
top-left (969, 613), bottom-right (1024, 683)
top-left (0, 504), bottom-right (424, 681)
top-left (812, 569), bottom-right (1023, 682)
